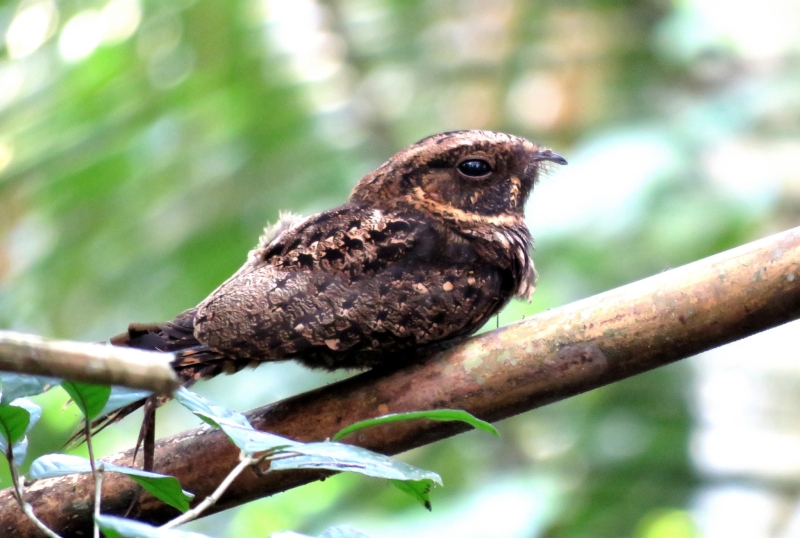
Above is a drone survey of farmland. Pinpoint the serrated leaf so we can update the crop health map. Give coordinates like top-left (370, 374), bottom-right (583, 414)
top-left (173, 387), bottom-right (251, 429)
top-left (30, 454), bottom-right (194, 512)
top-left (101, 386), bottom-right (153, 416)
top-left (390, 478), bottom-right (434, 510)
top-left (332, 409), bottom-right (499, 441)
top-left (0, 374), bottom-right (59, 404)
top-left (61, 381), bottom-right (112, 420)
top-left (194, 413), bottom-right (297, 455)
top-left (270, 442), bottom-right (442, 485)
top-left (95, 514), bottom-right (211, 538)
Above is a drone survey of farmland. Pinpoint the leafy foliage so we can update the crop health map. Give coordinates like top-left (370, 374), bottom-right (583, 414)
top-left (30, 454), bottom-right (194, 513)
top-left (0, 398), bottom-right (41, 465)
top-left (0, 375), bottom-right (59, 405)
top-left (61, 382), bottom-right (112, 420)
top-left (0, 405), bottom-right (30, 448)
top-left (332, 410), bottom-right (499, 441)
top-left (388, 479), bottom-right (435, 511)
top-left (175, 388), bottom-right (443, 501)
top-left (2, 0), bottom-right (793, 535)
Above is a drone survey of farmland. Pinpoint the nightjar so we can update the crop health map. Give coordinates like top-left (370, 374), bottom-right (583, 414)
top-left (106, 130), bottom-right (565, 436)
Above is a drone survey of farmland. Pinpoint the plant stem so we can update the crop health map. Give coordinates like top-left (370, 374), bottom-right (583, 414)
top-left (18, 497), bottom-right (62, 538)
top-left (93, 464), bottom-right (104, 538)
top-left (85, 420), bottom-right (97, 479)
top-left (7, 456), bottom-right (62, 538)
top-left (160, 453), bottom-right (255, 530)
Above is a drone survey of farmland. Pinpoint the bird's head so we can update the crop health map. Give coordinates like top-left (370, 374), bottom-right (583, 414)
top-left (350, 130), bottom-right (566, 228)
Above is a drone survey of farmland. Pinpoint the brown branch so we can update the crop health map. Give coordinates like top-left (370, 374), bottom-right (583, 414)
top-left (3, 226), bottom-right (800, 536)
top-left (0, 331), bottom-right (178, 395)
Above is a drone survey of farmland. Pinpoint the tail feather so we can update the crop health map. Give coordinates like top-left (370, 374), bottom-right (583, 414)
top-left (71, 308), bottom-right (232, 462)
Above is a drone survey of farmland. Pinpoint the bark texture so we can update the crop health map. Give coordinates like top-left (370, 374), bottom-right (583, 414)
top-left (2, 225), bottom-right (800, 537)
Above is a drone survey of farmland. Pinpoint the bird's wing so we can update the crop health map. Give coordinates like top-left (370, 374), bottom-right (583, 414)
top-left (193, 204), bottom-right (511, 369)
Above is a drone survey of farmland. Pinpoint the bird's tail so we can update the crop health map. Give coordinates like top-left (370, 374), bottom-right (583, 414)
top-left (70, 308), bottom-right (232, 466)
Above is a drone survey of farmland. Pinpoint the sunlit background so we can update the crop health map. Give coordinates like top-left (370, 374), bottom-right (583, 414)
top-left (1, 0), bottom-right (800, 536)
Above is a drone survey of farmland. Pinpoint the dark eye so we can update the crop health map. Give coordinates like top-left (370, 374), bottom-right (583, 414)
top-left (457, 159), bottom-right (492, 178)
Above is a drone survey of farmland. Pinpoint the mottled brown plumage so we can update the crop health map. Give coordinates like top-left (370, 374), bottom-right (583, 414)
top-left (103, 130), bottom-right (565, 442)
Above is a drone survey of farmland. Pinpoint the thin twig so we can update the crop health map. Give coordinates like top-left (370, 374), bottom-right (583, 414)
top-left (85, 421), bottom-right (97, 478)
top-left (7, 454), bottom-right (62, 538)
top-left (160, 453), bottom-right (255, 530)
top-left (93, 464), bottom-right (104, 538)
top-left (18, 497), bottom-right (62, 538)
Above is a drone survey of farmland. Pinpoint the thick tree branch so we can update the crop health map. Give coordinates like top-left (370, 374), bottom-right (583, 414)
top-left (0, 331), bottom-right (178, 395)
top-left (3, 226), bottom-right (800, 536)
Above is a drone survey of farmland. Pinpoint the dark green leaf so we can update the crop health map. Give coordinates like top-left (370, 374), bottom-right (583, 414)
top-left (95, 514), bottom-right (211, 538)
top-left (0, 374), bottom-right (59, 404)
top-left (61, 381), bottom-right (112, 420)
top-left (331, 409), bottom-right (499, 441)
top-left (8, 398), bottom-right (41, 464)
top-left (30, 454), bottom-right (194, 512)
top-left (0, 404), bottom-right (30, 451)
top-left (270, 442), bottom-right (442, 484)
top-left (118, 467), bottom-right (194, 513)
top-left (390, 479), bottom-right (435, 511)
top-left (7, 399), bottom-right (42, 436)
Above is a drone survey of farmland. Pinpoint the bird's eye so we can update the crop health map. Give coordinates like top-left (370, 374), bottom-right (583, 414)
top-left (457, 159), bottom-right (492, 178)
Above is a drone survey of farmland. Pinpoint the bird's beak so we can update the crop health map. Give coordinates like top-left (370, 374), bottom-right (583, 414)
top-left (534, 149), bottom-right (568, 165)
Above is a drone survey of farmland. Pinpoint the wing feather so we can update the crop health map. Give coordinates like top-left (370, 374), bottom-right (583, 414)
top-left (193, 204), bottom-right (509, 369)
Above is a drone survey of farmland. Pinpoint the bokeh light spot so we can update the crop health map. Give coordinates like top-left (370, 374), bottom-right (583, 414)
top-left (5, 0), bottom-right (59, 59)
top-left (58, 10), bottom-right (105, 63)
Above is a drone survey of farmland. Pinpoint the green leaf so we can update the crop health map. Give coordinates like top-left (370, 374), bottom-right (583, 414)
top-left (30, 454), bottom-right (93, 477)
top-left (390, 478), bottom-right (435, 511)
top-left (101, 386), bottom-right (153, 416)
top-left (121, 468), bottom-right (194, 513)
top-left (332, 409), bottom-right (499, 441)
top-left (174, 388), bottom-right (296, 454)
top-left (194, 413), bottom-right (297, 456)
top-left (7, 399), bottom-right (42, 464)
top-left (61, 381), bottom-right (112, 420)
top-left (270, 442), bottom-right (442, 485)
top-left (30, 454), bottom-right (194, 513)
top-left (95, 514), bottom-right (211, 538)
top-left (0, 374), bottom-right (59, 404)
top-left (173, 387), bottom-right (251, 429)
top-left (0, 404), bottom-right (30, 450)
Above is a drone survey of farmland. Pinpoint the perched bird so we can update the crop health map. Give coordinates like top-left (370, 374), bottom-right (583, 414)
top-left (101, 130), bottom-right (566, 452)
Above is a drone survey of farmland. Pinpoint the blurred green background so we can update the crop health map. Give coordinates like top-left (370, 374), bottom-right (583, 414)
top-left (2, 0), bottom-right (800, 536)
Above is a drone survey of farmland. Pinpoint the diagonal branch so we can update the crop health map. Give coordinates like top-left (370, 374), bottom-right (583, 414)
top-left (2, 226), bottom-right (800, 537)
